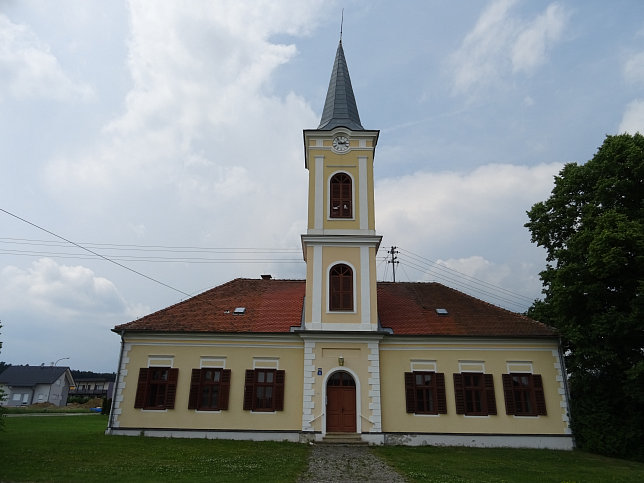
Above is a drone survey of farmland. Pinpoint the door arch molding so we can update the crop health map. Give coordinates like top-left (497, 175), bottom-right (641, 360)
top-left (322, 367), bottom-right (362, 434)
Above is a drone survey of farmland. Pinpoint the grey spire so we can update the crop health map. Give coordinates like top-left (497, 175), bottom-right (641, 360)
top-left (318, 40), bottom-right (364, 131)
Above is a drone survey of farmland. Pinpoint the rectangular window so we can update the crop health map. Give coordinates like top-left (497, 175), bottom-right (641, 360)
top-left (453, 372), bottom-right (497, 416)
top-left (405, 371), bottom-right (447, 414)
top-left (134, 367), bottom-right (178, 410)
top-left (502, 373), bottom-right (547, 416)
top-left (188, 368), bottom-right (231, 411)
top-left (243, 369), bottom-right (285, 412)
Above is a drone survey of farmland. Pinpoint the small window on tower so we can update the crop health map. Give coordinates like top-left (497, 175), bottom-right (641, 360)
top-left (330, 173), bottom-right (352, 218)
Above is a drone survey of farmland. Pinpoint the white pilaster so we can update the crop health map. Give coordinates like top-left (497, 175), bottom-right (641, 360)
top-left (367, 342), bottom-right (382, 432)
top-left (302, 341), bottom-right (317, 431)
top-left (314, 156), bottom-right (324, 230)
top-left (311, 245), bottom-right (323, 326)
top-left (360, 245), bottom-right (371, 327)
top-left (358, 156), bottom-right (368, 230)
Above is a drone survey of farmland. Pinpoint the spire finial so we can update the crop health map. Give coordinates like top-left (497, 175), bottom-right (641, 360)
top-left (340, 8), bottom-right (344, 42)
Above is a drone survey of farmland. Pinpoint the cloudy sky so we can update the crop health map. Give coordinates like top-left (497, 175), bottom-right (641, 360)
top-left (1, 0), bottom-right (643, 372)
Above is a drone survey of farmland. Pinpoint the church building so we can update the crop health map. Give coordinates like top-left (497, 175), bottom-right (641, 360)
top-left (106, 41), bottom-right (574, 449)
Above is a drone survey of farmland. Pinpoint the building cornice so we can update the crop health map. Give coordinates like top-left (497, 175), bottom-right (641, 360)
top-left (301, 234), bottom-right (382, 259)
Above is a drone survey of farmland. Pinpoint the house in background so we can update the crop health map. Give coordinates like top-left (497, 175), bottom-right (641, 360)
top-left (106, 40), bottom-right (573, 449)
top-left (69, 376), bottom-right (116, 400)
top-left (0, 365), bottom-right (75, 407)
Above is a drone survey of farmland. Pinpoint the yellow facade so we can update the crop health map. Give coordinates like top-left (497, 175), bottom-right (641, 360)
top-left (301, 127), bottom-right (381, 331)
top-left (304, 132), bottom-right (377, 232)
top-left (379, 338), bottom-right (569, 435)
top-left (111, 333), bottom-right (572, 445)
top-left (301, 339), bottom-right (380, 434)
top-left (115, 335), bottom-right (304, 432)
top-left (107, 40), bottom-right (573, 450)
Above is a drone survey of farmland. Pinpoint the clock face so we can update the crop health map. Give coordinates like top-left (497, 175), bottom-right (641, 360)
top-left (332, 135), bottom-right (349, 152)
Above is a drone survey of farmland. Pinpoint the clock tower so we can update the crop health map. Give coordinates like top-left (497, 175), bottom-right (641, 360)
top-left (301, 40), bottom-right (381, 331)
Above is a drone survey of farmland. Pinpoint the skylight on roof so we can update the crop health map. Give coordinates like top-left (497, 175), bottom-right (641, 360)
top-left (233, 307), bottom-right (246, 315)
top-left (435, 308), bottom-right (448, 315)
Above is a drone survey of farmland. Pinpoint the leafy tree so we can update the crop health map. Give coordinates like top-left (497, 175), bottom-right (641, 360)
top-left (526, 133), bottom-right (644, 460)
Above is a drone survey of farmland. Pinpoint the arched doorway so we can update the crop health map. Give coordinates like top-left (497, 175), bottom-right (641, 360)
top-left (326, 371), bottom-right (356, 432)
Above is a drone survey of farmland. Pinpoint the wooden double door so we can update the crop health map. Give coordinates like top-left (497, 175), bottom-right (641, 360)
top-left (326, 371), bottom-right (356, 432)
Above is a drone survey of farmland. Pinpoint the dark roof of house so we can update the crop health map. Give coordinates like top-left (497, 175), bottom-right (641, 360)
top-left (318, 40), bottom-right (364, 131)
top-left (0, 366), bottom-right (71, 386)
top-left (114, 278), bottom-right (555, 338)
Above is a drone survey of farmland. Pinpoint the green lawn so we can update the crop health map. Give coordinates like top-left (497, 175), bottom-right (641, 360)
top-left (373, 445), bottom-right (644, 482)
top-left (1, 415), bottom-right (643, 482)
top-left (0, 415), bottom-right (309, 482)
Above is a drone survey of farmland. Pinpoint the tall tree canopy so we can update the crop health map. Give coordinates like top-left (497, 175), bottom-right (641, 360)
top-left (526, 133), bottom-right (644, 460)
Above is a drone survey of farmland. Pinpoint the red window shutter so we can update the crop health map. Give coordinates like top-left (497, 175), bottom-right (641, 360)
top-left (453, 373), bottom-right (465, 414)
top-left (188, 369), bottom-right (201, 410)
top-left (533, 374), bottom-right (547, 415)
top-left (502, 374), bottom-right (515, 415)
top-left (436, 373), bottom-right (447, 414)
top-left (274, 370), bottom-right (285, 411)
top-left (243, 369), bottom-right (254, 411)
top-left (484, 374), bottom-right (497, 415)
top-left (134, 368), bottom-right (149, 409)
top-left (220, 369), bottom-right (231, 410)
top-left (165, 368), bottom-right (179, 409)
top-left (404, 372), bottom-right (416, 413)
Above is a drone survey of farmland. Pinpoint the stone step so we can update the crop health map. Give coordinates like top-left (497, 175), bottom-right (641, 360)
top-left (321, 432), bottom-right (368, 445)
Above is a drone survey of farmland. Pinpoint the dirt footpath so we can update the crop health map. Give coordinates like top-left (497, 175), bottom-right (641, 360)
top-left (298, 444), bottom-right (407, 482)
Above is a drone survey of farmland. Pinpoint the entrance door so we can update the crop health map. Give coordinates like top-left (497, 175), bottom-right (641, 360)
top-left (326, 371), bottom-right (356, 432)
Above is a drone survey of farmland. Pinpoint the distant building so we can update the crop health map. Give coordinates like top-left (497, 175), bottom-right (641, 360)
top-left (106, 40), bottom-right (573, 450)
top-left (69, 376), bottom-right (116, 400)
top-left (0, 365), bottom-right (75, 407)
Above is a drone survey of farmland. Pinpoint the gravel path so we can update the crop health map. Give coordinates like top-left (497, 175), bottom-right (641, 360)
top-left (298, 444), bottom-right (407, 482)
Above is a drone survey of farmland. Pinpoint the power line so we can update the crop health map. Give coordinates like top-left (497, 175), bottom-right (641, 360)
top-left (0, 237), bottom-right (301, 253)
top-left (386, 246), bottom-right (399, 282)
top-left (1, 208), bottom-right (194, 299)
top-left (0, 248), bottom-right (303, 264)
top-left (399, 248), bottom-right (534, 304)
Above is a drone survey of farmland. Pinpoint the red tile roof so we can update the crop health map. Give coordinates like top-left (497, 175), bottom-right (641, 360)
top-left (114, 279), bottom-right (305, 334)
top-left (114, 278), bottom-right (555, 337)
top-left (377, 282), bottom-right (555, 337)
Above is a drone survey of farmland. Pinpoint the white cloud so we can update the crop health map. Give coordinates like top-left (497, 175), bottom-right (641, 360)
top-left (511, 3), bottom-right (567, 74)
top-left (0, 258), bottom-right (144, 319)
top-left (618, 99), bottom-right (644, 134)
top-left (0, 12), bottom-right (93, 101)
top-left (624, 51), bottom-right (644, 85)
top-left (43, 1), bottom-right (320, 247)
top-left (620, 52), bottom-right (644, 134)
top-left (436, 255), bottom-right (510, 286)
top-left (376, 162), bottom-right (560, 247)
top-left (449, 0), bottom-right (518, 94)
top-left (449, 0), bottom-right (569, 95)
top-left (375, 162), bottom-right (561, 308)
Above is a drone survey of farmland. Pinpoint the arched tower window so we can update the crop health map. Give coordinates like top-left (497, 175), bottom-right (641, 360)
top-left (330, 173), bottom-right (352, 218)
top-left (329, 264), bottom-right (353, 311)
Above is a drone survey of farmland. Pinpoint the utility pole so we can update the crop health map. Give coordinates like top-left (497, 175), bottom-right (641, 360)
top-left (387, 246), bottom-right (399, 282)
